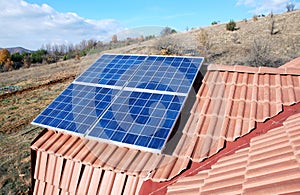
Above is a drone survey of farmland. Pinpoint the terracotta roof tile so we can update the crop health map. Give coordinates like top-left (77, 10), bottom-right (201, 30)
top-left (31, 61), bottom-right (300, 194)
top-left (280, 57), bottom-right (300, 69)
top-left (31, 130), bottom-right (54, 150)
top-left (173, 65), bottom-right (300, 161)
top-left (167, 113), bottom-right (300, 194)
top-left (32, 150), bottom-right (144, 195)
top-left (167, 170), bottom-right (209, 195)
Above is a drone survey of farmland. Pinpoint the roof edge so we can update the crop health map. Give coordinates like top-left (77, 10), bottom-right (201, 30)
top-left (279, 56), bottom-right (300, 69)
top-left (208, 64), bottom-right (300, 75)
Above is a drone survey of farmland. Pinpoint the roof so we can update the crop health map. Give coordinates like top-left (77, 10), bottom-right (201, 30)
top-left (30, 58), bottom-right (300, 195)
top-left (279, 56), bottom-right (300, 69)
top-left (167, 112), bottom-right (300, 195)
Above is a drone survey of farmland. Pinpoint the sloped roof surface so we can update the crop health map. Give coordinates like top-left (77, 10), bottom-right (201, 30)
top-left (173, 64), bottom-right (300, 161)
top-left (167, 112), bottom-right (300, 195)
top-left (279, 56), bottom-right (300, 69)
top-left (31, 62), bottom-right (300, 195)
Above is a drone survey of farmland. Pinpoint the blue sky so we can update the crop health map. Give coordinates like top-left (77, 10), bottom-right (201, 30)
top-left (26, 0), bottom-right (251, 30)
top-left (1, 0), bottom-right (299, 50)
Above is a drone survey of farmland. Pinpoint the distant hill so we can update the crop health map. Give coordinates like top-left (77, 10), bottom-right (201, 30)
top-left (0, 47), bottom-right (32, 54)
top-left (106, 10), bottom-right (300, 67)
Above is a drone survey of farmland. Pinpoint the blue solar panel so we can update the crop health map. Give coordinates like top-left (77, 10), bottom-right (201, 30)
top-left (32, 84), bottom-right (114, 134)
top-left (88, 90), bottom-right (185, 150)
top-left (32, 54), bottom-right (203, 153)
top-left (76, 54), bottom-right (147, 86)
top-left (125, 56), bottom-right (200, 94)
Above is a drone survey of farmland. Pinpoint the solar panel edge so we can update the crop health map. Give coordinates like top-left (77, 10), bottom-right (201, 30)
top-left (86, 134), bottom-right (162, 154)
top-left (184, 57), bottom-right (204, 99)
top-left (31, 121), bottom-right (86, 138)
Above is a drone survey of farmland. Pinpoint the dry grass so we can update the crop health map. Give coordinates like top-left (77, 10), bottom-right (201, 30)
top-left (0, 126), bottom-right (42, 195)
top-left (0, 54), bottom-right (100, 194)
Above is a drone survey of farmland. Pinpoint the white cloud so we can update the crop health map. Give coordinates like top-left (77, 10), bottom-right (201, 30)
top-left (236, 0), bottom-right (300, 14)
top-left (0, 0), bottom-right (123, 50)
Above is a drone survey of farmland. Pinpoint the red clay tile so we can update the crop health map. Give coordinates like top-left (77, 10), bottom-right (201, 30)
top-left (34, 150), bottom-right (41, 180)
top-left (167, 112), bottom-right (300, 195)
top-left (86, 167), bottom-right (103, 195)
top-left (114, 149), bottom-right (139, 172)
top-left (37, 151), bottom-right (48, 181)
top-left (59, 159), bottom-right (74, 190)
top-left (45, 154), bottom-right (56, 184)
top-left (122, 175), bottom-right (140, 194)
top-left (259, 66), bottom-right (284, 75)
top-left (234, 65), bottom-right (258, 73)
top-left (56, 135), bottom-right (80, 157)
top-left (44, 183), bottom-right (57, 195)
top-left (47, 134), bottom-right (71, 154)
top-left (76, 165), bottom-right (94, 195)
top-left (69, 162), bottom-right (82, 194)
top-left (110, 174), bottom-right (127, 195)
top-left (40, 133), bottom-right (63, 152)
top-left (280, 57), bottom-right (300, 69)
top-left (36, 180), bottom-right (45, 195)
top-left (31, 130), bottom-right (54, 150)
top-left (102, 147), bottom-right (128, 170)
top-left (31, 59), bottom-right (300, 195)
top-left (73, 139), bottom-right (98, 162)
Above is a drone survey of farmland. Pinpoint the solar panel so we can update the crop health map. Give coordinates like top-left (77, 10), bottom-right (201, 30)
top-left (32, 84), bottom-right (115, 134)
top-left (88, 90), bottom-right (185, 150)
top-left (75, 54), bottom-right (147, 87)
top-left (32, 54), bottom-right (203, 153)
top-left (125, 56), bottom-right (202, 94)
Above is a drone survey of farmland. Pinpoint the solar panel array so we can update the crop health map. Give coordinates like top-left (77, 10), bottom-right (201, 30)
top-left (32, 54), bottom-right (203, 152)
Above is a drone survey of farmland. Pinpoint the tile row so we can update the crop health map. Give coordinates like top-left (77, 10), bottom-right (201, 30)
top-left (168, 113), bottom-right (300, 194)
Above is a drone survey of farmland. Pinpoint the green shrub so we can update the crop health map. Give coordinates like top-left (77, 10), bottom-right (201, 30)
top-left (226, 20), bottom-right (236, 31)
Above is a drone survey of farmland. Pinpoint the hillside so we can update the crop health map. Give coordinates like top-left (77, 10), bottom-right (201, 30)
top-left (104, 10), bottom-right (300, 66)
top-left (0, 10), bottom-right (300, 195)
top-left (0, 47), bottom-right (32, 54)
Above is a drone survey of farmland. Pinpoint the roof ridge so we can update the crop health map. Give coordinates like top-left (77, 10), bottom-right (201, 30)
top-left (279, 56), bottom-right (300, 69)
top-left (207, 64), bottom-right (300, 75)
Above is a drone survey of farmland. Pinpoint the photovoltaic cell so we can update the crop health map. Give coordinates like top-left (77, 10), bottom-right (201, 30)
top-left (32, 84), bottom-right (114, 134)
top-left (126, 56), bottom-right (201, 94)
top-left (88, 90), bottom-right (185, 150)
top-left (76, 54), bottom-right (147, 86)
top-left (32, 54), bottom-right (203, 153)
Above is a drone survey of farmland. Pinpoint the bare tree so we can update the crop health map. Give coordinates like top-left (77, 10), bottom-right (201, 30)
top-left (156, 36), bottom-right (182, 55)
top-left (87, 39), bottom-right (97, 50)
top-left (59, 44), bottom-right (67, 54)
top-left (160, 27), bottom-right (177, 37)
top-left (45, 43), bottom-right (52, 54)
top-left (111, 34), bottom-right (118, 43)
top-left (79, 40), bottom-right (87, 50)
top-left (195, 29), bottom-right (213, 58)
top-left (286, 2), bottom-right (295, 12)
top-left (246, 39), bottom-right (274, 67)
